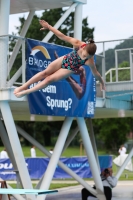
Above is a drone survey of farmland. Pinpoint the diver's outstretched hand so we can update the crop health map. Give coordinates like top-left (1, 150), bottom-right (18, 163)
top-left (39, 20), bottom-right (50, 30)
top-left (100, 83), bottom-right (106, 91)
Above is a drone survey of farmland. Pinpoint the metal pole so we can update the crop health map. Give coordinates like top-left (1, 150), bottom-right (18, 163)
top-left (115, 148), bottom-right (133, 180)
top-left (42, 3), bottom-right (77, 42)
top-left (22, 40), bottom-right (26, 84)
top-left (129, 50), bottom-right (133, 81)
top-left (0, 120), bottom-right (23, 193)
top-left (37, 117), bottom-right (73, 200)
top-left (77, 118), bottom-right (106, 200)
top-left (102, 42), bottom-right (105, 98)
top-left (110, 70), bottom-right (112, 82)
top-left (115, 50), bottom-right (118, 82)
top-left (16, 124), bottom-right (97, 196)
top-left (74, 3), bottom-right (82, 40)
top-left (8, 10), bottom-right (35, 73)
top-left (87, 119), bottom-right (100, 171)
top-left (0, 102), bottom-right (35, 200)
top-left (0, 0), bottom-right (10, 88)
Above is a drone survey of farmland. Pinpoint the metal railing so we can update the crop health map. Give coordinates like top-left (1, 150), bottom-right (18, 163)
top-left (1, 35), bottom-right (133, 90)
top-left (0, 34), bottom-right (26, 87)
top-left (96, 38), bottom-right (133, 84)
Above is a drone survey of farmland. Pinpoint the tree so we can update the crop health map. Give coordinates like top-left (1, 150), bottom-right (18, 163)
top-left (16, 9), bottom-right (94, 46)
top-left (92, 118), bottom-right (132, 153)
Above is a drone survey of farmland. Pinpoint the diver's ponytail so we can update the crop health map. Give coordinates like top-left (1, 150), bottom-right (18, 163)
top-left (88, 38), bottom-right (95, 44)
top-left (86, 38), bottom-right (97, 56)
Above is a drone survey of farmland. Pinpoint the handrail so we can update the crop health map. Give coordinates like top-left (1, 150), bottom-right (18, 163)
top-left (1, 34), bottom-right (133, 92)
top-left (95, 37), bottom-right (133, 44)
top-left (0, 34), bottom-right (25, 40)
top-left (105, 67), bottom-right (130, 76)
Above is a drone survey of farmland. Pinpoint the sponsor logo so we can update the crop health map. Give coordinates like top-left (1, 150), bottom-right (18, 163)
top-left (30, 46), bottom-right (51, 59)
top-left (28, 46), bottom-right (51, 69)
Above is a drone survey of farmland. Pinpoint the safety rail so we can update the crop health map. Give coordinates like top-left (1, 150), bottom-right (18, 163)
top-left (1, 35), bottom-right (133, 93)
top-left (95, 38), bottom-right (133, 85)
top-left (0, 34), bottom-right (26, 87)
top-left (105, 67), bottom-right (131, 83)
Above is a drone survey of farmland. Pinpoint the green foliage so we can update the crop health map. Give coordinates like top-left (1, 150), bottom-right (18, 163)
top-left (9, 183), bottom-right (79, 189)
top-left (106, 61), bottom-right (130, 82)
top-left (118, 61), bottom-right (130, 81)
top-left (16, 121), bottom-right (63, 146)
top-left (92, 118), bottom-right (133, 153)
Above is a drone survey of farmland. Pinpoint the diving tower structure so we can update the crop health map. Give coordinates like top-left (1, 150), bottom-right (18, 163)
top-left (0, 1), bottom-right (133, 200)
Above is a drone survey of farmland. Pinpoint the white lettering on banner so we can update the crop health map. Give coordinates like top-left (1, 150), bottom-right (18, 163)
top-left (46, 96), bottom-right (72, 111)
top-left (0, 163), bottom-right (13, 169)
top-left (42, 85), bottom-right (56, 93)
top-left (87, 101), bottom-right (94, 114)
top-left (28, 57), bottom-right (51, 68)
top-left (30, 83), bottom-right (56, 94)
top-left (0, 172), bottom-right (15, 175)
top-left (56, 162), bottom-right (89, 168)
top-left (0, 163), bottom-right (28, 169)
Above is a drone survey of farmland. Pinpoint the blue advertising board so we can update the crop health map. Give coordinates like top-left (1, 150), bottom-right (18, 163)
top-left (0, 156), bottom-right (112, 180)
top-left (26, 39), bottom-right (96, 117)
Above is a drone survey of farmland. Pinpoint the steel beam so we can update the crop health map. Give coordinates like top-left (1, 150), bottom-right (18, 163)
top-left (42, 3), bottom-right (78, 42)
top-left (77, 118), bottom-right (106, 200)
top-left (0, 101), bottom-right (35, 200)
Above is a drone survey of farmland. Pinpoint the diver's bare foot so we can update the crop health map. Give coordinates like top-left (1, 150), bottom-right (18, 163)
top-left (14, 87), bottom-right (23, 94)
top-left (15, 91), bottom-right (27, 98)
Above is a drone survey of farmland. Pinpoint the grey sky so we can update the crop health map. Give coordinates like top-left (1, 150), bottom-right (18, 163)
top-left (9, 0), bottom-right (133, 53)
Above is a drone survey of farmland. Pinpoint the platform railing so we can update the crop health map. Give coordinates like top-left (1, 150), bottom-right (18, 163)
top-left (0, 34), bottom-right (26, 88)
top-left (96, 38), bottom-right (133, 85)
top-left (105, 67), bottom-right (131, 83)
top-left (1, 35), bottom-right (133, 92)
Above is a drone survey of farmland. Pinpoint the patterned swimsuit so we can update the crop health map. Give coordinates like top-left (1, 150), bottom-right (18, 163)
top-left (62, 44), bottom-right (88, 72)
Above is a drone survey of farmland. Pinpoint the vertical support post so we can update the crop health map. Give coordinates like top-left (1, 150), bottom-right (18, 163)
top-left (37, 117), bottom-right (73, 200)
top-left (77, 118), bottom-right (106, 200)
top-left (87, 119), bottom-right (100, 171)
top-left (22, 40), bottom-right (26, 84)
top-left (0, 102), bottom-right (35, 200)
top-left (115, 50), bottom-right (118, 82)
top-left (132, 53), bottom-right (133, 81)
top-left (102, 42), bottom-right (105, 98)
top-left (0, 120), bottom-right (23, 186)
top-left (110, 70), bottom-right (112, 83)
top-left (0, 0), bottom-right (10, 88)
top-left (8, 10), bottom-right (35, 73)
top-left (74, 3), bottom-right (82, 40)
top-left (129, 50), bottom-right (133, 81)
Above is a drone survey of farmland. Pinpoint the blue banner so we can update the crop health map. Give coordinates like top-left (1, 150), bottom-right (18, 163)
top-left (0, 156), bottom-right (112, 180)
top-left (26, 39), bottom-right (96, 117)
